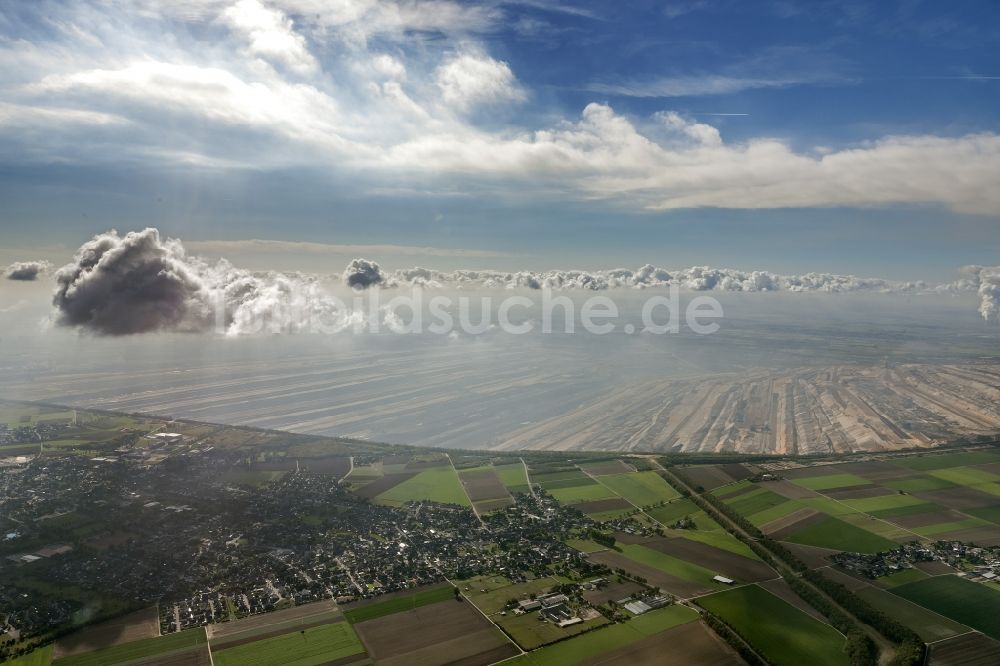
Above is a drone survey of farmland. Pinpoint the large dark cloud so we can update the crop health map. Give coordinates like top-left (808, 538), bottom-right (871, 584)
top-left (51, 228), bottom-right (355, 336)
top-left (4, 260), bottom-right (52, 281)
top-left (343, 258), bottom-right (385, 289)
top-left (53, 228), bottom-right (210, 335)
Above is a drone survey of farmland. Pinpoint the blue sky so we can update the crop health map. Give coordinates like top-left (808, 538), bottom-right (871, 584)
top-left (0, 0), bottom-right (998, 281)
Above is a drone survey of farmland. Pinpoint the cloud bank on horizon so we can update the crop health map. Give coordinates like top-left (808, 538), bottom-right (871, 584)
top-left (38, 228), bottom-right (999, 336)
top-left (0, 1), bottom-right (998, 215)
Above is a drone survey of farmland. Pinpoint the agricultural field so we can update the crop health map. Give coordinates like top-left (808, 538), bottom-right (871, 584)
top-left (50, 628), bottom-right (206, 666)
top-left (792, 473), bottom-right (870, 491)
top-left (458, 466), bottom-right (514, 513)
top-left (0, 404), bottom-right (76, 428)
top-left (206, 600), bottom-right (343, 648)
top-left (211, 622), bottom-right (364, 666)
top-left (926, 632), bottom-right (1000, 666)
top-left (646, 498), bottom-right (723, 532)
top-left (342, 584), bottom-right (456, 624)
top-left (495, 462), bottom-right (531, 494)
top-left (1, 645), bottom-right (53, 666)
top-left (781, 514), bottom-right (899, 553)
top-left (852, 585), bottom-right (968, 642)
top-left (591, 471), bottom-right (680, 507)
top-left (586, 534), bottom-right (764, 599)
top-left (702, 451), bottom-right (1000, 560)
top-left (679, 463), bottom-right (755, 491)
top-left (547, 482), bottom-right (618, 506)
top-left (893, 450), bottom-right (1000, 472)
top-left (371, 465), bottom-right (471, 507)
top-left (537, 463), bottom-right (684, 519)
top-left (52, 607), bottom-right (159, 659)
top-left (724, 488), bottom-right (789, 517)
top-left (352, 598), bottom-right (518, 664)
top-left (889, 575), bottom-right (1000, 640)
top-left (697, 584), bottom-right (849, 666)
top-left (505, 605), bottom-right (703, 665)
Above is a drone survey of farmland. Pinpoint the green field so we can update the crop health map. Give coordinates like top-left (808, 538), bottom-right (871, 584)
top-left (854, 586), bottom-right (967, 642)
top-left (838, 515), bottom-right (915, 543)
top-left (746, 499), bottom-right (807, 526)
top-left (52, 629), bottom-right (204, 666)
top-left (784, 514), bottom-right (897, 554)
top-left (893, 451), bottom-right (1000, 471)
top-left (496, 463), bottom-right (530, 491)
top-left (564, 538), bottom-right (606, 553)
top-left (891, 576), bottom-right (1000, 639)
top-left (618, 544), bottom-right (728, 589)
top-left (587, 507), bottom-right (636, 521)
top-left (0, 404), bottom-right (75, 428)
top-left (212, 622), bottom-right (364, 666)
top-left (792, 473), bottom-right (870, 491)
top-left (713, 480), bottom-right (752, 497)
top-left (548, 483), bottom-right (617, 505)
top-left (876, 568), bottom-right (928, 587)
top-left (505, 605), bottom-right (697, 665)
top-left (912, 517), bottom-right (992, 537)
top-left (967, 505), bottom-right (1000, 525)
top-left (867, 502), bottom-right (940, 519)
top-left (595, 472), bottom-right (679, 506)
top-left (647, 499), bottom-right (699, 524)
top-left (698, 585), bottom-right (848, 666)
top-left (929, 465), bottom-right (1000, 485)
top-left (541, 477), bottom-right (599, 490)
top-left (674, 529), bottom-right (761, 560)
top-left (343, 585), bottom-right (456, 623)
top-left (883, 476), bottom-right (955, 492)
top-left (374, 466), bottom-right (471, 507)
top-left (841, 493), bottom-right (927, 514)
top-left (1, 645), bottom-right (53, 666)
top-left (725, 488), bottom-right (789, 517)
top-left (533, 470), bottom-right (589, 484)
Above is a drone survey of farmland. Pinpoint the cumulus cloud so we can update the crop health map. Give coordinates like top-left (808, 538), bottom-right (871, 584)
top-left (435, 51), bottom-right (525, 111)
top-left (222, 0), bottom-right (318, 74)
top-left (51, 228), bottom-right (356, 336)
top-left (53, 229), bottom-right (211, 335)
top-left (343, 258), bottom-right (386, 289)
top-left (5, 260), bottom-right (52, 281)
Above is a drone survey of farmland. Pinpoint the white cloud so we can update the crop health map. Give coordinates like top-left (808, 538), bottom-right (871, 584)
top-left (222, 0), bottom-right (318, 74)
top-left (2, 2), bottom-right (999, 216)
top-left (435, 51), bottom-right (525, 111)
top-left (585, 75), bottom-right (803, 98)
top-left (372, 53), bottom-right (406, 80)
